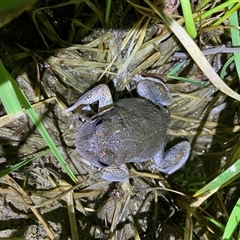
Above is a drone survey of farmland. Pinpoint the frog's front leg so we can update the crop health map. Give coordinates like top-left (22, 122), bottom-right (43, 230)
top-left (153, 141), bottom-right (190, 175)
top-left (63, 84), bottom-right (114, 113)
top-left (101, 164), bottom-right (129, 182)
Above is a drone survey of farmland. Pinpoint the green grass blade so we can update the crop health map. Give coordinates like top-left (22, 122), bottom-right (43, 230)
top-left (0, 59), bottom-right (78, 183)
top-left (12, 81), bottom-right (78, 183)
top-left (0, 61), bottom-right (22, 115)
top-left (168, 62), bottom-right (185, 75)
top-left (228, 3), bottom-right (240, 81)
top-left (0, 149), bottom-right (51, 178)
top-left (223, 197), bottom-right (240, 239)
top-left (0, 0), bottom-right (36, 27)
top-left (220, 56), bottom-right (234, 79)
top-left (194, 1), bottom-right (235, 22)
top-left (192, 159), bottom-right (240, 207)
top-left (105, 0), bottom-right (112, 26)
top-left (180, 0), bottom-right (197, 38)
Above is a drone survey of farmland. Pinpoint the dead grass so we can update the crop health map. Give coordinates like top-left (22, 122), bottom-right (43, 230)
top-left (0, 0), bottom-right (240, 239)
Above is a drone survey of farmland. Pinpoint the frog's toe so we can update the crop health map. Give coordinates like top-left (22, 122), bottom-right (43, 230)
top-left (156, 141), bottom-right (190, 175)
top-left (101, 164), bottom-right (129, 182)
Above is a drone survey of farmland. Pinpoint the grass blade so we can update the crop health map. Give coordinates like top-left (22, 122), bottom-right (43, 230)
top-left (0, 59), bottom-right (78, 183)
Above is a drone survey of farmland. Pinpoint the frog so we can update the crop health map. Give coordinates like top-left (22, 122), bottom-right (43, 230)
top-left (64, 74), bottom-right (190, 181)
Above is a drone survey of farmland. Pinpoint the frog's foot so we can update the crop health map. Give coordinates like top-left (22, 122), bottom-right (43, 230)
top-left (101, 164), bottom-right (129, 182)
top-left (153, 141), bottom-right (190, 175)
top-left (133, 74), bottom-right (172, 107)
top-left (63, 84), bottom-right (114, 114)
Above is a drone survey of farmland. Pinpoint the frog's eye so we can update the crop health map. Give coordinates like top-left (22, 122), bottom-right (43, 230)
top-left (96, 156), bottom-right (109, 167)
top-left (92, 118), bottom-right (103, 131)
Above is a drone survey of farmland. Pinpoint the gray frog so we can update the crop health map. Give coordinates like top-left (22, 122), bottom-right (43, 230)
top-left (65, 75), bottom-right (190, 181)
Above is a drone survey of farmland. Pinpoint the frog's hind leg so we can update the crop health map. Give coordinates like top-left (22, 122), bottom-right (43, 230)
top-left (153, 141), bottom-right (190, 175)
top-left (133, 75), bottom-right (172, 107)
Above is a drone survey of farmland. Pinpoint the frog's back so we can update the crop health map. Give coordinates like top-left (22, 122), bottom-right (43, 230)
top-left (102, 98), bottom-right (170, 163)
top-left (76, 97), bottom-right (170, 167)
top-left (115, 98), bottom-right (170, 128)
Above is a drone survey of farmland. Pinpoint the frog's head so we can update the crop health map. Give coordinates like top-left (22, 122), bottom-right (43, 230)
top-left (76, 118), bottom-right (118, 168)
